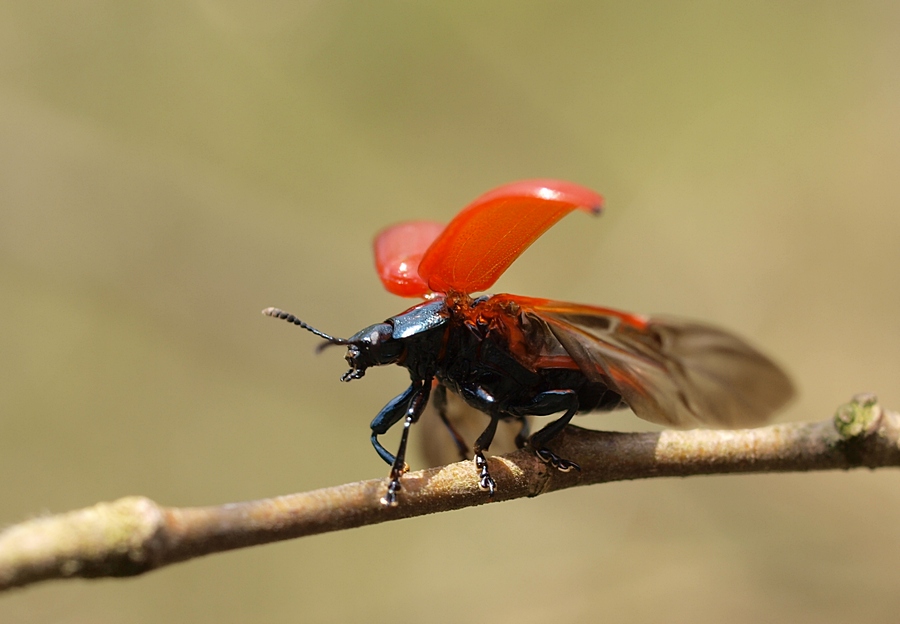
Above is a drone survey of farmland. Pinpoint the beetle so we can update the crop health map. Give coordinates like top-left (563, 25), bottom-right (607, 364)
top-left (264, 179), bottom-right (794, 506)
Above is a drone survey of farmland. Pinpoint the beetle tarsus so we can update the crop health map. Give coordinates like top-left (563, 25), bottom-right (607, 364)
top-left (556, 458), bottom-right (581, 472)
top-left (474, 452), bottom-right (496, 496)
top-left (535, 447), bottom-right (581, 473)
top-left (380, 478), bottom-right (402, 507)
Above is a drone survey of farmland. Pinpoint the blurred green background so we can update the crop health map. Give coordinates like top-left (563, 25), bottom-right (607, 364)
top-left (2, 2), bottom-right (899, 622)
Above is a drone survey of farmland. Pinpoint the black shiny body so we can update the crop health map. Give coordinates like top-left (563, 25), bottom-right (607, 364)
top-left (355, 296), bottom-right (622, 505)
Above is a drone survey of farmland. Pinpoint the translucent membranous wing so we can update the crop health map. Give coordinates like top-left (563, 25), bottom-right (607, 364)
top-left (498, 296), bottom-right (794, 428)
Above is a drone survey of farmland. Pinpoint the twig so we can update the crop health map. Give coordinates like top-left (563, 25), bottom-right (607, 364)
top-left (1, 394), bottom-right (897, 593)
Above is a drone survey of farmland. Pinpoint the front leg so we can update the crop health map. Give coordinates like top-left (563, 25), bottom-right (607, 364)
top-left (369, 383), bottom-right (419, 466)
top-left (371, 378), bottom-right (433, 507)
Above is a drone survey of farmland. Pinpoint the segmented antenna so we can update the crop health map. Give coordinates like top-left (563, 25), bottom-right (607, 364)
top-left (261, 307), bottom-right (349, 345)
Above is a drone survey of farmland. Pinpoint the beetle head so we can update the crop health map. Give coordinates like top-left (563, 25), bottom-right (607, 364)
top-left (263, 307), bottom-right (404, 382)
top-left (341, 322), bottom-right (403, 381)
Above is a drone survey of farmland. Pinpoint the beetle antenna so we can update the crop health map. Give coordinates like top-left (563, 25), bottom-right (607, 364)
top-left (262, 307), bottom-right (349, 345)
top-left (315, 341), bottom-right (344, 353)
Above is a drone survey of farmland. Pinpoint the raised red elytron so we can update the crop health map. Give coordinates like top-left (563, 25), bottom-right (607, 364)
top-left (264, 179), bottom-right (794, 506)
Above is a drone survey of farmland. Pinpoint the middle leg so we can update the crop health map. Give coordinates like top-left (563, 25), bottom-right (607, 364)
top-left (472, 416), bottom-right (500, 495)
top-left (458, 385), bottom-right (503, 496)
top-left (433, 383), bottom-right (471, 462)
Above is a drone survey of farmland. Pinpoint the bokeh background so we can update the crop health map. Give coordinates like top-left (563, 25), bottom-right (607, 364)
top-left (2, 2), bottom-right (899, 622)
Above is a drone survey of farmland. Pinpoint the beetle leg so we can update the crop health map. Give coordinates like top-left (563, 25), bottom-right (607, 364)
top-left (514, 416), bottom-right (531, 450)
top-left (433, 383), bottom-right (470, 461)
top-left (370, 384), bottom-right (419, 466)
top-left (381, 378), bottom-right (432, 507)
top-left (473, 416), bottom-right (500, 496)
top-left (457, 385), bottom-right (503, 495)
top-left (511, 390), bottom-right (581, 473)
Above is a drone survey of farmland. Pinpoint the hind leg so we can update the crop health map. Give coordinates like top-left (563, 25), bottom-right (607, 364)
top-left (509, 390), bottom-right (581, 472)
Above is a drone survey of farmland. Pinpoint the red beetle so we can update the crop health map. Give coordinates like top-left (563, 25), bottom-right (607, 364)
top-left (265, 180), bottom-right (794, 506)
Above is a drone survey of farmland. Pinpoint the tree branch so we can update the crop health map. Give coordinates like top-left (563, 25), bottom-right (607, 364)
top-left (1, 394), bottom-right (897, 593)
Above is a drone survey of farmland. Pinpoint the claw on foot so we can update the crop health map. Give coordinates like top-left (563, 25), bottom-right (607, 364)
top-left (474, 453), bottom-right (497, 497)
top-left (380, 458), bottom-right (413, 507)
top-left (380, 478), bottom-right (402, 507)
top-left (535, 448), bottom-right (581, 473)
